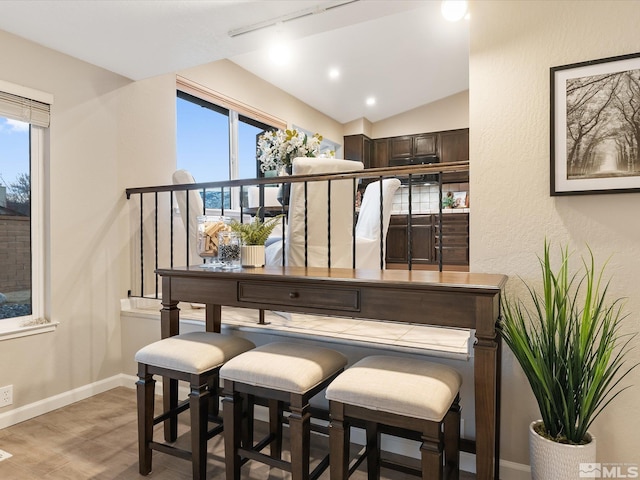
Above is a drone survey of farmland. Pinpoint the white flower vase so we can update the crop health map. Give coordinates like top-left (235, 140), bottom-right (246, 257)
top-left (529, 421), bottom-right (596, 480)
top-left (241, 245), bottom-right (266, 267)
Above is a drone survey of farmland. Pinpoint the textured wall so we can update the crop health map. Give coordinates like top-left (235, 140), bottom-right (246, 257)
top-left (470, 0), bottom-right (640, 466)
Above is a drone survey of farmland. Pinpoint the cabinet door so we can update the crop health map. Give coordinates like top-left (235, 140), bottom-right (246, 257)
top-left (372, 139), bottom-right (389, 168)
top-left (414, 134), bottom-right (437, 156)
top-left (433, 213), bottom-right (469, 265)
top-left (408, 215), bottom-right (433, 263)
top-left (390, 136), bottom-right (413, 158)
top-left (344, 134), bottom-right (371, 168)
top-left (439, 129), bottom-right (469, 183)
top-left (385, 215), bottom-right (408, 263)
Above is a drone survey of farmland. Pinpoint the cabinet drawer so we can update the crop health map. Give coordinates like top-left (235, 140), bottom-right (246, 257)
top-left (238, 281), bottom-right (360, 312)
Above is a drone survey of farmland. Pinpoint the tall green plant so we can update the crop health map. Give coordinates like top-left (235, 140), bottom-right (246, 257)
top-left (498, 241), bottom-right (637, 444)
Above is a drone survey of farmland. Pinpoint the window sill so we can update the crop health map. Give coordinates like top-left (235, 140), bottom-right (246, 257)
top-left (0, 317), bottom-right (59, 341)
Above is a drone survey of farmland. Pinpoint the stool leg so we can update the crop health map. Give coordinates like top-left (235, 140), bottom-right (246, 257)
top-left (444, 399), bottom-right (461, 480)
top-left (208, 375), bottom-right (219, 419)
top-left (365, 421), bottom-right (380, 480)
top-left (222, 380), bottom-right (243, 480)
top-left (420, 429), bottom-right (444, 480)
top-left (163, 377), bottom-right (179, 442)
top-left (269, 399), bottom-right (283, 459)
top-left (329, 401), bottom-right (350, 480)
top-left (136, 366), bottom-right (155, 475)
top-left (289, 397), bottom-right (311, 480)
top-left (190, 377), bottom-right (210, 480)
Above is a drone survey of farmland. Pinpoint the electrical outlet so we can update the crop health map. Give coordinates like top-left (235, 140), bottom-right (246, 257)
top-left (0, 385), bottom-right (13, 407)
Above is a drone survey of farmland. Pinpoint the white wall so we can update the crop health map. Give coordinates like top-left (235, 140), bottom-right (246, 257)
top-left (0, 29), bottom-right (130, 406)
top-left (373, 90), bottom-right (469, 139)
top-left (471, 0), bottom-right (640, 466)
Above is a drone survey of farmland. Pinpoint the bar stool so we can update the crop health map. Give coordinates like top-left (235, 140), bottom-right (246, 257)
top-left (135, 331), bottom-right (255, 479)
top-left (220, 341), bottom-right (348, 480)
top-left (326, 355), bottom-right (462, 480)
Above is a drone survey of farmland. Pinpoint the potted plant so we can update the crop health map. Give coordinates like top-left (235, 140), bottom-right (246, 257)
top-left (228, 211), bottom-right (284, 267)
top-left (498, 241), bottom-right (637, 480)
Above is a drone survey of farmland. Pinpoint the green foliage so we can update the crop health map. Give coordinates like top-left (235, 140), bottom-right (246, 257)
top-left (229, 211), bottom-right (284, 246)
top-left (498, 241), bottom-right (637, 444)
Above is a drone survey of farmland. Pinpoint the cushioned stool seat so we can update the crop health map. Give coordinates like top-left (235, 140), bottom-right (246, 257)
top-left (326, 355), bottom-right (462, 480)
top-left (220, 342), bottom-right (348, 480)
top-left (135, 332), bottom-right (255, 480)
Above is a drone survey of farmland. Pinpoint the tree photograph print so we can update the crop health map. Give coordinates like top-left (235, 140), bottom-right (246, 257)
top-left (551, 52), bottom-right (640, 195)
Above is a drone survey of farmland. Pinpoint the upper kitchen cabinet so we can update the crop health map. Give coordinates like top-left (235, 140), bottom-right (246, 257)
top-left (372, 139), bottom-right (389, 168)
top-left (390, 136), bottom-right (414, 159)
top-left (439, 128), bottom-right (469, 183)
top-left (413, 134), bottom-right (438, 156)
top-left (344, 134), bottom-right (371, 168)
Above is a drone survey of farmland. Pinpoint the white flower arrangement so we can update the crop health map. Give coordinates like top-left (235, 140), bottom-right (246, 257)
top-left (257, 129), bottom-right (324, 173)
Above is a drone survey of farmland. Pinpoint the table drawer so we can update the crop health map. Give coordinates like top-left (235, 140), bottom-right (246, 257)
top-left (238, 281), bottom-right (360, 312)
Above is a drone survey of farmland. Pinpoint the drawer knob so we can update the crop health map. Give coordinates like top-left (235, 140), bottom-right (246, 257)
top-left (289, 292), bottom-right (299, 299)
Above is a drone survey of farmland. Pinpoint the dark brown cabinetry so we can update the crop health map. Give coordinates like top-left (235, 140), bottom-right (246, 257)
top-left (386, 215), bottom-right (434, 264)
top-left (439, 129), bottom-right (469, 183)
top-left (433, 213), bottom-right (469, 265)
top-left (414, 134), bottom-right (438, 156)
top-left (348, 129), bottom-right (468, 183)
top-left (344, 134), bottom-right (372, 168)
top-left (386, 213), bottom-right (468, 266)
top-left (372, 139), bottom-right (389, 168)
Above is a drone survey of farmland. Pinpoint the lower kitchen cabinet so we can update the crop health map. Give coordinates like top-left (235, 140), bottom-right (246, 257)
top-left (386, 213), bottom-right (469, 266)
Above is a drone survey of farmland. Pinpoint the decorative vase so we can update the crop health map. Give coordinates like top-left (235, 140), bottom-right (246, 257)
top-left (276, 164), bottom-right (292, 206)
top-left (217, 231), bottom-right (241, 269)
top-left (241, 245), bottom-right (266, 267)
top-left (529, 421), bottom-right (596, 480)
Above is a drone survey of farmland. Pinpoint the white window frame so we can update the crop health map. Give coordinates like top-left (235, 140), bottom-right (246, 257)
top-left (0, 84), bottom-right (56, 340)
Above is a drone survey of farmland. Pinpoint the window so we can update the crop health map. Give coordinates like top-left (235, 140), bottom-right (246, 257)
top-left (176, 77), bottom-right (285, 210)
top-left (0, 82), bottom-right (50, 336)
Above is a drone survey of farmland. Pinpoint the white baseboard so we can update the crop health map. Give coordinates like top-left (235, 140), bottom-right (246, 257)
top-left (0, 375), bottom-right (532, 480)
top-left (0, 373), bottom-right (134, 430)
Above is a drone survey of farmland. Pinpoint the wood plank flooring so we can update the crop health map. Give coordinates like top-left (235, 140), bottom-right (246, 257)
top-left (0, 387), bottom-right (475, 479)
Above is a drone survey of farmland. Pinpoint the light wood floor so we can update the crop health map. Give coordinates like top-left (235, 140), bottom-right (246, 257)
top-left (0, 387), bottom-right (475, 479)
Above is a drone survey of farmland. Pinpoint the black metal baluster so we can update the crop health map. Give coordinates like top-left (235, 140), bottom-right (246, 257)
top-left (139, 193), bottom-right (144, 297)
top-left (327, 180), bottom-right (332, 268)
top-left (154, 192), bottom-right (159, 299)
top-left (352, 178), bottom-right (357, 269)
top-left (304, 180), bottom-right (308, 267)
top-left (185, 187), bottom-right (190, 265)
top-left (170, 192), bottom-right (174, 269)
top-left (438, 172), bottom-right (443, 272)
top-left (378, 177), bottom-right (384, 270)
top-left (407, 174), bottom-right (413, 271)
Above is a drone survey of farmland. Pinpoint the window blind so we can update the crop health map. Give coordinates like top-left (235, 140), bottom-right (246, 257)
top-left (177, 75), bottom-right (286, 131)
top-left (0, 90), bottom-right (50, 128)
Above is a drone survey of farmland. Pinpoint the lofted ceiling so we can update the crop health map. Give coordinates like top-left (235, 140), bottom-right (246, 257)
top-left (0, 0), bottom-right (469, 123)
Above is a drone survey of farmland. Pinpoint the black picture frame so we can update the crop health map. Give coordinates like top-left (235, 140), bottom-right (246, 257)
top-left (550, 52), bottom-right (640, 195)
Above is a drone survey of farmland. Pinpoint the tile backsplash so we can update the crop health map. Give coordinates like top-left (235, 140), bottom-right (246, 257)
top-left (391, 182), bottom-right (470, 214)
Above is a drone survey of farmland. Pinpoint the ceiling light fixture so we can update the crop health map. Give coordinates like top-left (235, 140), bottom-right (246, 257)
top-left (441, 0), bottom-right (468, 22)
top-left (366, 97), bottom-right (376, 106)
top-left (329, 68), bottom-right (340, 79)
top-left (229, 0), bottom-right (359, 38)
top-left (269, 42), bottom-right (292, 66)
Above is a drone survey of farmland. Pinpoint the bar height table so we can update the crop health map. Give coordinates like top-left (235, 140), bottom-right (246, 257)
top-left (156, 265), bottom-right (507, 480)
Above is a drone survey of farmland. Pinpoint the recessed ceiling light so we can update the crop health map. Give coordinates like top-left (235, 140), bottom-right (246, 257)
top-left (268, 42), bottom-right (291, 66)
top-left (441, 0), bottom-right (468, 22)
top-left (329, 68), bottom-right (340, 79)
top-left (366, 97), bottom-right (376, 106)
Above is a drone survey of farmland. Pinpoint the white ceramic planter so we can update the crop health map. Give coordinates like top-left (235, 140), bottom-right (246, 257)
top-left (241, 245), bottom-right (265, 267)
top-left (529, 421), bottom-right (596, 480)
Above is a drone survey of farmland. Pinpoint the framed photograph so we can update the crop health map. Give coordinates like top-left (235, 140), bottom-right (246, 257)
top-left (551, 52), bottom-right (640, 195)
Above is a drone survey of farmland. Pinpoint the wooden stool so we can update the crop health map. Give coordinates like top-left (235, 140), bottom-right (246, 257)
top-left (220, 341), bottom-right (348, 480)
top-left (135, 331), bottom-right (255, 479)
top-left (326, 355), bottom-right (462, 480)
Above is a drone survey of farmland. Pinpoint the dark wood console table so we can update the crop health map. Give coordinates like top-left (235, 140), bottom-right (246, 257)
top-left (156, 265), bottom-right (507, 480)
